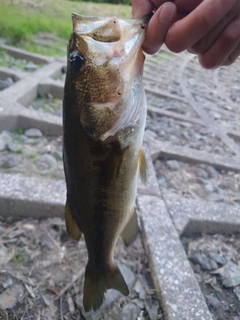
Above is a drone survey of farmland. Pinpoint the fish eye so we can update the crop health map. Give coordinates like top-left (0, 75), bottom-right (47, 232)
top-left (69, 51), bottom-right (85, 69)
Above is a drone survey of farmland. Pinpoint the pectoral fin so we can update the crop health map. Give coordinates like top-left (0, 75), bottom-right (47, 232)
top-left (138, 148), bottom-right (147, 184)
top-left (102, 144), bottom-right (129, 185)
top-left (120, 209), bottom-right (138, 247)
top-left (65, 201), bottom-right (82, 240)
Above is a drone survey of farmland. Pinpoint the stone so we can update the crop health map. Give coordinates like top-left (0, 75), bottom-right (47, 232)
top-left (0, 284), bottom-right (24, 309)
top-left (206, 166), bottom-right (219, 179)
top-left (189, 252), bottom-right (218, 271)
top-left (7, 141), bottom-right (22, 153)
top-left (0, 77), bottom-right (14, 91)
top-left (119, 264), bottom-right (136, 289)
top-left (120, 303), bottom-right (139, 320)
top-left (35, 154), bottom-right (57, 175)
top-left (134, 278), bottom-right (146, 300)
top-left (24, 62), bottom-right (38, 71)
top-left (0, 131), bottom-right (12, 151)
top-left (221, 262), bottom-right (240, 287)
top-left (0, 154), bottom-right (20, 168)
top-left (24, 128), bottom-right (43, 138)
top-left (203, 182), bottom-right (215, 193)
top-left (166, 159), bottom-right (180, 170)
top-left (2, 278), bottom-right (13, 289)
top-left (22, 145), bottom-right (36, 157)
top-left (208, 252), bottom-right (226, 265)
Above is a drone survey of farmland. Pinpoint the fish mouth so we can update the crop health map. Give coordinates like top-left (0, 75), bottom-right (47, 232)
top-left (71, 13), bottom-right (147, 61)
top-left (70, 13), bottom-right (147, 141)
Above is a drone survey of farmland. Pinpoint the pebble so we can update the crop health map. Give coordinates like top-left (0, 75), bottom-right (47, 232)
top-left (0, 225), bottom-right (5, 236)
top-left (2, 278), bottom-right (13, 289)
top-left (0, 77), bottom-right (14, 90)
top-left (208, 252), bottom-right (226, 265)
top-left (120, 264), bottom-right (136, 289)
top-left (205, 295), bottom-right (222, 309)
top-left (134, 278), bottom-right (146, 300)
top-left (0, 131), bottom-right (12, 151)
top-left (158, 177), bottom-right (168, 188)
top-left (24, 128), bottom-right (43, 138)
top-left (203, 182), bottom-right (215, 193)
top-left (0, 154), bottom-right (20, 168)
top-left (166, 159), bottom-right (180, 170)
top-left (24, 62), bottom-right (38, 71)
top-left (145, 300), bottom-right (159, 320)
top-left (7, 141), bottom-right (22, 153)
top-left (22, 145), bottom-right (36, 157)
top-left (0, 284), bottom-right (24, 309)
top-left (120, 303), bottom-right (139, 320)
top-left (196, 168), bottom-right (209, 179)
top-left (35, 154), bottom-right (57, 175)
top-left (221, 262), bottom-right (240, 287)
top-left (207, 166), bottom-right (219, 179)
top-left (189, 251), bottom-right (218, 271)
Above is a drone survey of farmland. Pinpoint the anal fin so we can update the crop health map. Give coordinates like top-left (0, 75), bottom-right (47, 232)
top-left (120, 209), bottom-right (138, 247)
top-left (138, 147), bottom-right (147, 184)
top-left (65, 201), bottom-right (82, 240)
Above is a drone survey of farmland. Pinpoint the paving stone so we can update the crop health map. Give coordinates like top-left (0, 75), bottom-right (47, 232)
top-left (138, 194), bottom-right (212, 320)
top-left (1, 43), bottom-right (240, 319)
top-left (163, 191), bottom-right (240, 236)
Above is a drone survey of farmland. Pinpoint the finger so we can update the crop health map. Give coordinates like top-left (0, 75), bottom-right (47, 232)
top-left (173, 0), bottom-right (203, 13)
top-left (222, 42), bottom-right (240, 66)
top-left (165, 0), bottom-right (237, 52)
top-left (198, 16), bottom-right (240, 69)
top-left (132, 0), bottom-right (170, 18)
top-left (190, 0), bottom-right (240, 54)
top-left (142, 2), bottom-right (177, 54)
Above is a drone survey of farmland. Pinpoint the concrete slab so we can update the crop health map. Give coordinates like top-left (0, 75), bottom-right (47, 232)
top-left (1, 44), bottom-right (54, 64)
top-left (0, 101), bottom-right (62, 135)
top-left (138, 194), bottom-right (212, 320)
top-left (0, 172), bottom-right (65, 220)
top-left (0, 66), bottom-right (27, 81)
top-left (162, 192), bottom-right (240, 236)
top-left (137, 148), bottom-right (212, 320)
top-left (146, 134), bottom-right (240, 172)
top-left (0, 61), bottom-right (64, 103)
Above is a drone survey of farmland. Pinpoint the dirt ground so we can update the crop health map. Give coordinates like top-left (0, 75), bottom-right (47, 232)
top-left (0, 216), bottom-right (163, 320)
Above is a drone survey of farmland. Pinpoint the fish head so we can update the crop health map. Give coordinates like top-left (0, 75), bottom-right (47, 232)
top-left (65, 13), bottom-right (147, 139)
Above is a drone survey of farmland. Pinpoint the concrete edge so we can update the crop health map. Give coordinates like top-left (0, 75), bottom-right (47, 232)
top-left (146, 134), bottom-right (240, 172)
top-left (1, 44), bottom-right (54, 64)
top-left (137, 147), bottom-right (212, 320)
top-left (0, 173), bottom-right (65, 220)
top-left (162, 192), bottom-right (240, 236)
top-left (138, 194), bottom-right (212, 320)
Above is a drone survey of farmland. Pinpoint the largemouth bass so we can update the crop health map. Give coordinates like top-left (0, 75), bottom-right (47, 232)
top-left (63, 12), bottom-right (148, 312)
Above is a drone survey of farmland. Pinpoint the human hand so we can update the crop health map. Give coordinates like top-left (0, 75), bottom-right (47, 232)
top-left (132, 0), bottom-right (240, 69)
top-left (166, 0), bottom-right (240, 69)
top-left (132, 0), bottom-right (177, 54)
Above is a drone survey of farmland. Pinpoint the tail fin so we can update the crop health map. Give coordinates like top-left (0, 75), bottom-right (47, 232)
top-left (83, 264), bottom-right (129, 312)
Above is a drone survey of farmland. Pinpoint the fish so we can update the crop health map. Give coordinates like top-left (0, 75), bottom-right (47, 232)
top-left (63, 12), bottom-right (148, 312)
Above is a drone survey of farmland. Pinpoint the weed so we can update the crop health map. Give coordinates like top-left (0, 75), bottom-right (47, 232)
top-left (0, 0), bottom-right (131, 56)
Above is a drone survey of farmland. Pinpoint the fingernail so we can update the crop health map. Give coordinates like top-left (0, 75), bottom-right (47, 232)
top-left (158, 2), bottom-right (176, 26)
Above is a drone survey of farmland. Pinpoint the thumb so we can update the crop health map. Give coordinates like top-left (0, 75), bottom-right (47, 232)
top-left (143, 2), bottom-right (177, 54)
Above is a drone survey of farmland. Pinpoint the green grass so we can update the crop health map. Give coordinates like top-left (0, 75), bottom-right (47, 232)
top-left (0, 0), bottom-right (131, 56)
